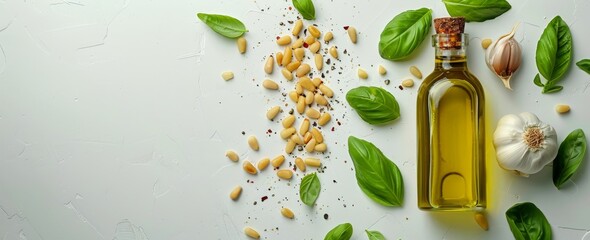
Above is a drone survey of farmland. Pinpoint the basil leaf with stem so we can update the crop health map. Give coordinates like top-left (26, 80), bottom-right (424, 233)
top-left (442, 0), bottom-right (511, 22)
top-left (197, 13), bottom-right (247, 38)
top-left (378, 8), bottom-right (432, 61)
top-left (292, 0), bottom-right (315, 20)
top-left (533, 73), bottom-right (544, 87)
top-left (543, 85), bottom-right (563, 94)
top-left (553, 129), bottom-right (587, 189)
top-left (300, 173), bottom-right (320, 206)
top-left (348, 136), bottom-right (404, 207)
top-left (506, 202), bottom-right (552, 240)
top-left (365, 230), bottom-right (386, 240)
top-left (535, 16), bottom-right (573, 93)
top-left (576, 59), bottom-right (590, 74)
top-left (346, 86), bottom-right (400, 125)
top-left (324, 223), bottom-right (353, 240)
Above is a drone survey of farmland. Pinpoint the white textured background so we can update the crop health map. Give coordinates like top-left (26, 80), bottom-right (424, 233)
top-left (1, 0), bottom-right (589, 239)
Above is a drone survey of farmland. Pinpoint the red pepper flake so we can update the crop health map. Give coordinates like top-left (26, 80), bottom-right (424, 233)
top-left (303, 42), bottom-right (309, 48)
top-left (276, 36), bottom-right (280, 40)
top-left (288, 6), bottom-right (292, 10)
top-left (261, 196), bottom-right (268, 202)
top-left (343, 26), bottom-right (349, 30)
top-left (331, 127), bottom-right (335, 131)
top-left (399, 85), bottom-right (404, 90)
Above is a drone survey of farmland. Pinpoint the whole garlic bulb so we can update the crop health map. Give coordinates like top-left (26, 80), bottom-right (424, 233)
top-left (493, 112), bottom-right (558, 176)
top-left (486, 24), bottom-right (522, 90)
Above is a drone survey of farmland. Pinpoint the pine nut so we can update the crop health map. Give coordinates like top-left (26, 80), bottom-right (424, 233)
top-left (309, 41), bottom-right (321, 53)
top-left (555, 104), bottom-right (571, 114)
top-left (318, 112), bottom-right (331, 126)
top-left (358, 68), bottom-right (368, 79)
top-left (402, 79), bottom-right (414, 87)
top-left (291, 134), bottom-right (304, 145)
top-left (410, 66), bottom-right (423, 79)
top-left (347, 26), bottom-right (357, 43)
top-left (271, 155), bottom-right (285, 168)
top-left (244, 227), bottom-right (260, 239)
top-left (306, 108), bottom-right (321, 119)
top-left (280, 127), bottom-right (296, 139)
top-left (277, 169), bottom-right (293, 180)
top-left (289, 91), bottom-right (299, 102)
top-left (300, 119), bottom-right (310, 136)
top-left (311, 127), bottom-right (323, 143)
top-left (285, 139), bottom-right (296, 154)
top-left (257, 157), bottom-right (270, 170)
top-left (264, 56), bottom-right (274, 74)
top-left (281, 207), bottom-right (295, 219)
top-left (296, 63), bottom-right (311, 77)
top-left (248, 135), bottom-right (259, 151)
top-left (305, 139), bottom-right (317, 152)
top-left (308, 25), bottom-right (321, 38)
top-left (481, 38), bottom-right (492, 49)
top-left (303, 132), bottom-right (312, 144)
top-left (230, 185), bottom-right (242, 200)
top-left (294, 48), bottom-right (305, 61)
top-left (277, 35), bottom-right (292, 45)
top-left (319, 84), bottom-right (334, 98)
top-left (282, 68), bottom-right (293, 81)
top-left (324, 31), bottom-right (333, 42)
top-left (329, 46), bottom-right (338, 59)
top-left (314, 54), bottom-right (323, 70)
top-left (295, 157), bottom-right (306, 172)
top-left (292, 38), bottom-right (304, 48)
top-left (276, 52), bottom-right (283, 66)
top-left (314, 143), bottom-right (327, 152)
top-left (299, 77), bottom-right (316, 91)
top-left (305, 91), bottom-right (314, 105)
top-left (304, 157), bottom-right (321, 167)
top-left (474, 212), bottom-right (489, 231)
top-left (312, 77), bottom-right (322, 87)
top-left (262, 79), bottom-right (279, 90)
top-left (266, 106), bottom-right (281, 120)
top-left (243, 160), bottom-right (257, 175)
top-left (314, 93), bottom-right (328, 106)
top-left (296, 96), bottom-right (306, 114)
top-left (295, 82), bottom-right (304, 94)
top-left (237, 37), bottom-right (247, 54)
top-left (304, 35), bottom-right (316, 45)
top-left (221, 71), bottom-right (234, 81)
top-left (378, 65), bottom-right (387, 75)
top-left (286, 61), bottom-right (301, 72)
top-left (226, 150), bottom-right (239, 162)
top-left (282, 115), bottom-right (296, 128)
top-left (292, 19), bottom-right (303, 36)
top-left (282, 47), bottom-right (292, 66)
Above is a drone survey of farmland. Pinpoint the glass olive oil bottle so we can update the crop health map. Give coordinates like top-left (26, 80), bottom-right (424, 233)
top-left (417, 17), bottom-right (486, 211)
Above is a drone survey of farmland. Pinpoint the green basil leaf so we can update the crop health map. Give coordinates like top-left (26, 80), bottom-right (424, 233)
top-left (378, 8), bottom-right (432, 61)
top-left (553, 129), bottom-right (587, 189)
top-left (542, 85), bottom-right (563, 94)
top-left (197, 13), bottom-right (247, 38)
top-left (365, 230), bottom-right (386, 240)
top-left (533, 73), bottom-right (545, 87)
top-left (346, 86), bottom-right (400, 125)
top-left (505, 202), bottom-right (552, 240)
top-left (300, 173), bottom-right (320, 206)
top-left (292, 0), bottom-right (315, 20)
top-left (535, 16), bottom-right (573, 85)
top-left (442, 0), bottom-right (511, 22)
top-left (576, 59), bottom-right (590, 74)
top-left (324, 223), bottom-right (353, 240)
top-left (348, 136), bottom-right (404, 207)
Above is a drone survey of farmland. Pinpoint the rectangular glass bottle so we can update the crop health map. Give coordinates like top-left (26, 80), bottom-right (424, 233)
top-left (417, 32), bottom-right (486, 211)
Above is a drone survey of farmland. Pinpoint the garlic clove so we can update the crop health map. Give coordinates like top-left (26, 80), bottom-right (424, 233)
top-left (485, 24), bottom-right (522, 90)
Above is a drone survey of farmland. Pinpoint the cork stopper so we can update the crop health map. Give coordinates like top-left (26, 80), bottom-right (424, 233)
top-left (433, 17), bottom-right (466, 49)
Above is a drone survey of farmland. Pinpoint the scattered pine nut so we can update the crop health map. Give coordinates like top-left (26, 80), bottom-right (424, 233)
top-left (324, 32), bottom-right (333, 42)
top-left (358, 68), bottom-right (368, 79)
top-left (305, 91), bottom-right (314, 105)
top-left (314, 143), bottom-right (327, 152)
top-left (262, 79), bottom-right (279, 90)
top-left (303, 132), bottom-right (312, 144)
top-left (282, 68), bottom-right (294, 81)
top-left (304, 157), bottom-right (321, 167)
top-left (276, 52), bottom-right (283, 66)
top-left (271, 155), bottom-right (285, 168)
top-left (296, 96), bottom-right (306, 114)
top-left (264, 56), bottom-right (274, 74)
top-left (244, 227), bottom-right (260, 239)
top-left (474, 212), bottom-right (489, 231)
top-left (280, 127), bottom-right (296, 139)
top-left (266, 106), bottom-right (281, 120)
top-left (299, 77), bottom-right (316, 91)
top-left (243, 160), bottom-right (257, 175)
top-left (308, 25), bottom-right (321, 38)
top-left (226, 150), bottom-right (239, 162)
top-left (378, 65), bottom-right (387, 75)
top-left (285, 139), bottom-right (296, 154)
top-left (282, 115), bottom-right (296, 128)
top-left (282, 47), bottom-right (292, 66)
top-left (555, 104), bottom-right (571, 114)
top-left (314, 93), bottom-right (328, 106)
top-left (281, 207), bottom-right (295, 219)
top-left (304, 35), bottom-right (316, 45)
top-left (402, 79), bottom-right (414, 87)
top-left (294, 48), bottom-right (305, 61)
top-left (247, 135), bottom-right (259, 151)
top-left (295, 82), bottom-right (304, 94)
top-left (306, 108), bottom-right (321, 119)
top-left (318, 112), bottom-right (331, 126)
top-left (309, 41), bottom-right (321, 53)
top-left (291, 134), bottom-right (304, 145)
top-left (292, 38), bottom-right (304, 48)
top-left (257, 157), bottom-right (270, 170)
top-left (311, 77), bottom-right (322, 87)
top-left (295, 157), bottom-right (306, 172)
top-left (311, 127), bottom-right (324, 143)
top-left (319, 84), bottom-right (334, 98)
top-left (292, 19), bottom-right (303, 36)
top-left (314, 54), bottom-right (323, 70)
top-left (296, 63), bottom-right (311, 77)
top-left (481, 38), bottom-right (492, 49)
top-left (230, 185), bottom-right (242, 200)
top-left (277, 169), bottom-right (293, 180)
top-left (300, 119), bottom-right (310, 135)
top-left (410, 66), bottom-right (423, 79)
top-left (347, 26), bottom-right (357, 43)
top-left (329, 46), bottom-right (338, 59)
top-left (305, 139), bottom-right (317, 152)
top-left (221, 71), bottom-right (234, 81)
top-left (289, 91), bottom-right (299, 102)
top-left (276, 35), bottom-right (292, 45)
top-left (286, 61), bottom-right (301, 72)
top-left (237, 37), bottom-right (247, 54)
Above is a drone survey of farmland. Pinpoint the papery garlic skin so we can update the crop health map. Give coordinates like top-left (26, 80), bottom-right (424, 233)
top-left (493, 112), bottom-right (558, 176)
top-left (486, 24), bottom-right (522, 90)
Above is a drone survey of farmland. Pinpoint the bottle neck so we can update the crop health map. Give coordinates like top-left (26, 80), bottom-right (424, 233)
top-left (432, 34), bottom-right (469, 71)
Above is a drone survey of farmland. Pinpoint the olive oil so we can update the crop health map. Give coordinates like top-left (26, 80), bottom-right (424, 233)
top-left (417, 25), bottom-right (486, 211)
